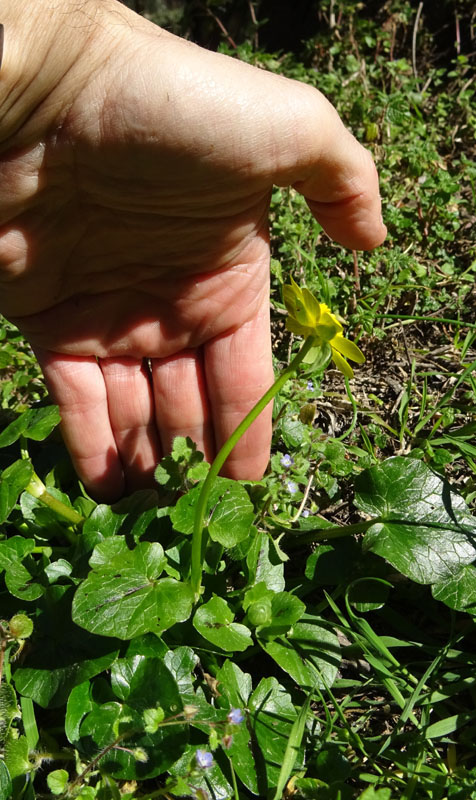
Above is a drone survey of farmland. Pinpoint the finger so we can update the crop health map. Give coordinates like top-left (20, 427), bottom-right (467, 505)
top-left (299, 135), bottom-right (386, 250)
top-left (99, 357), bottom-right (161, 493)
top-left (272, 84), bottom-right (387, 250)
top-left (34, 349), bottom-right (125, 502)
top-left (204, 294), bottom-right (274, 481)
top-left (151, 350), bottom-right (215, 464)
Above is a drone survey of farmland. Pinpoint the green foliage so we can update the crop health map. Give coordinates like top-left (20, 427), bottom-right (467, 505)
top-left (1, 2), bottom-right (476, 798)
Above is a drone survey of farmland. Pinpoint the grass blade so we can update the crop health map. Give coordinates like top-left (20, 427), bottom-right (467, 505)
top-left (271, 692), bottom-right (312, 800)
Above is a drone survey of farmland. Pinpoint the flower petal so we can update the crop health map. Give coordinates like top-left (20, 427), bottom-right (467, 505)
top-left (284, 279), bottom-right (320, 327)
top-left (301, 287), bottom-right (321, 325)
top-left (317, 307), bottom-right (343, 341)
top-left (316, 321), bottom-right (342, 342)
top-left (331, 333), bottom-right (365, 363)
top-left (283, 282), bottom-right (299, 318)
top-left (331, 348), bottom-right (354, 378)
top-left (285, 318), bottom-right (313, 337)
top-left (288, 278), bottom-right (311, 326)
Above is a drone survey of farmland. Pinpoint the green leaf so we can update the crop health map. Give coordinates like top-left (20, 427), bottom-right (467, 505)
top-left (0, 761), bottom-right (12, 800)
top-left (254, 591), bottom-right (306, 640)
top-left (356, 457), bottom-right (476, 584)
top-left (14, 587), bottom-right (120, 708)
top-left (79, 658), bottom-right (187, 780)
top-left (432, 564), bottom-right (476, 613)
top-left (0, 406), bottom-right (60, 447)
top-left (73, 569), bottom-right (193, 639)
top-left (281, 417), bottom-right (310, 449)
top-left (65, 682), bottom-right (92, 744)
top-left (72, 538), bottom-right (192, 639)
top-left (0, 537), bottom-right (35, 572)
top-left (305, 538), bottom-right (359, 585)
top-left (22, 406), bottom-right (61, 441)
top-left (247, 677), bottom-right (303, 793)
top-left (5, 560), bottom-right (44, 602)
top-left (263, 621), bottom-right (340, 689)
top-left (193, 596), bottom-right (253, 652)
top-left (168, 743), bottom-right (232, 799)
top-left (163, 647), bottom-right (199, 697)
top-left (358, 788), bottom-right (392, 800)
top-left (82, 504), bottom-right (128, 542)
top-left (3, 735), bottom-right (31, 780)
top-left (47, 769), bottom-right (69, 795)
top-left (315, 743), bottom-right (351, 786)
top-left (216, 661), bottom-right (252, 709)
top-left (82, 502), bottom-right (160, 550)
top-left (424, 711), bottom-right (476, 739)
top-left (110, 656), bottom-right (179, 710)
top-left (125, 635), bottom-right (168, 660)
top-left (44, 558), bottom-right (73, 584)
top-left (0, 683), bottom-right (18, 746)
top-left (348, 578), bottom-right (390, 612)
top-left (89, 538), bottom-right (165, 578)
top-left (0, 412), bottom-right (34, 448)
top-left (171, 477), bottom-right (254, 547)
top-left (0, 459), bottom-right (34, 523)
top-left (77, 785), bottom-right (99, 800)
top-left (15, 647), bottom-right (118, 709)
top-left (154, 436), bottom-right (207, 491)
top-left (213, 662), bottom-right (257, 793)
top-left (292, 777), bottom-right (326, 798)
top-left (246, 531), bottom-right (285, 591)
top-left (207, 481), bottom-right (254, 547)
top-left (19, 492), bottom-right (73, 540)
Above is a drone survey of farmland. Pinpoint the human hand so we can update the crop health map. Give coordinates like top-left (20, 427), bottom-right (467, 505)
top-left (0, 0), bottom-right (386, 501)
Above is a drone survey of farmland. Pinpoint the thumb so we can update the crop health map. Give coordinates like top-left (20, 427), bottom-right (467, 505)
top-left (271, 82), bottom-right (386, 250)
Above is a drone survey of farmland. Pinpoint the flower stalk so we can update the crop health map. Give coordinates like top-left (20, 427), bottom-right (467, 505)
top-left (191, 335), bottom-right (316, 600)
top-left (191, 280), bottom-right (366, 601)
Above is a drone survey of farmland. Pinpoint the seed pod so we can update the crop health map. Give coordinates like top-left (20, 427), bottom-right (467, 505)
top-left (9, 614), bottom-right (33, 639)
top-left (247, 599), bottom-right (273, 627)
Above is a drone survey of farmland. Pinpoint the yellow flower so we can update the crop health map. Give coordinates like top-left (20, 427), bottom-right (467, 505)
top-left (283, 278), bottom-right (365, 378)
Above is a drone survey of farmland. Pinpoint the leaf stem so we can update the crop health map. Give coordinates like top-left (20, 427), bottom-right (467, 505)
top-left (191, 336), bottom-right (316, 600)
top-left (25, 472), bottom-right (84, 529)
top-left (270, 516), bottom-right (382, 546)
top-left (375, 312), bottom-right (476, 329)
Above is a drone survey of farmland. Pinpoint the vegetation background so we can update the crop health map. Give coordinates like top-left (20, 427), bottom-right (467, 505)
top-left (1, 1), bottom-right (476, 799)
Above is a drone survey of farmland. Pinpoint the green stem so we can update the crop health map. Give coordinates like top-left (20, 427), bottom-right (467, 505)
top-left (191, 336), bottom-right (316, 600)
top-left (229, 754), bottom-right (240, 800)
top-left (284, 517), bottom-right (382, 547)
top-left (375, 312), bottom-right (476, 329)
top-left (26, 472), bottom-right (84, 529)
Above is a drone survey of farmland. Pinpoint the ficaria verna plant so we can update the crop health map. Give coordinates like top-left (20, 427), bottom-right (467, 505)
top-left (190, 279), bottom-right (365, 599)
top-left (2, 290), bottom-right (476, 800)
top-left (2, 3), bottom-right (476, 792)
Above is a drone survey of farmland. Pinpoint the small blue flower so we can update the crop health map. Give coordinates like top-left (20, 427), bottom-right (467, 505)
top-left (307, 380), bottom-right (314, 391)
top-left (196, 749), bottom-right (213, 769)
top-left (302, 509), bottom-right (310, 517)
top-left (287, 481), bottom-right (299, 495)
top-left (280, 454), bottom-right (294, 469)
top-left (227, 708), bottom-right (244, 725)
